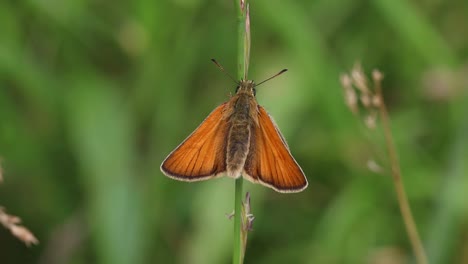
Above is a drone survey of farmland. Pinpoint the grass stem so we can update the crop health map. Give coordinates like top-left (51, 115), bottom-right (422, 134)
top-left (233, 178), bottom-right (244, 264)
top-left (233, 0), bottom-right (249, 263)
top-left (374, 74), bottom-right (428, 264)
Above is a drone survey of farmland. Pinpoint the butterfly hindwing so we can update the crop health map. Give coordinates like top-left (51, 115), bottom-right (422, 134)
top-left (244, 106), bottom-right (308, 192)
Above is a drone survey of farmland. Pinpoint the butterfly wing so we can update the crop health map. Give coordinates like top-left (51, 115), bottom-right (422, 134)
top-left (244, 106), bottom-right (308, 193)
top-left (161, 103), bottom-right (229, 181)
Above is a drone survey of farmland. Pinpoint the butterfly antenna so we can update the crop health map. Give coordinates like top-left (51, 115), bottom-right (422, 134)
top-left (256, 69), bottom-right (288, 87)
top-left (211, 59), bottom-right (239, 84)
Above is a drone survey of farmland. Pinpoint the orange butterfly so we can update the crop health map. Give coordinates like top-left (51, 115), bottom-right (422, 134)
top-left (160, 61), bottom-right (307, 193)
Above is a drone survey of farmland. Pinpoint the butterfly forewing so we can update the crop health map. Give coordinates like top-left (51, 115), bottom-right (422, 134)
top-left (161, 103), bottom-right (229, 180)
top-left (244, 106), bottom-right (308, 192)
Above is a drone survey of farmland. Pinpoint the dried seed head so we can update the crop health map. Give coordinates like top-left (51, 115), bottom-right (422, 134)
top-left (10, 225), bottom-right (39, 247)
top-left (242, 192), bottom-right (254, 231)
top-left (372, 70), bottom-right (384, 82)
top-left (372, 95), bottom-right (382, 107)
top-left (360, 94), bottom-right (371, 108)
top-left (245, 213), bottom-right (255, 231)
top-left (351, 64), bottom-right (370, 94)
top-left (364, 112), bottom-right (377, 129)
top-left (340, 74), bottom-right (352, 88)
top-left (341, 74), bottom-right (358, 114)
top-left (0, 208), bottom-right (39, 246)
top-left (345, 89), bottom-right (358, 114)
top-left (367, 159), bottom-right (383, 173)
top-left (244, 192), bottom-right (251, 211)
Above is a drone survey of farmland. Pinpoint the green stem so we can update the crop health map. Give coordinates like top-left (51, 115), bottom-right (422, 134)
top-left (233, 177), bottom-right (244, 264)
top-left (233, 1), bottom-right (249, 263)
top-left (236, 0), bottom-right (249, 80)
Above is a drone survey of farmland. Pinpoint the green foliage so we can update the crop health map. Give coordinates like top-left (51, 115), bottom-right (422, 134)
top-left (0, 0), bottom-right (467, 263)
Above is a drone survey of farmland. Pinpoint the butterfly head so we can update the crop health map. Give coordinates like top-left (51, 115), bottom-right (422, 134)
top-left (236, 80), bottom-right (256, 96)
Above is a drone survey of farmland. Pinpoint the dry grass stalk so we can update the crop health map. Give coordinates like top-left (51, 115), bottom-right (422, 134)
top-left (341, 63), bottom-right (428, 264)
top-left (0, 207), bottom-right (39, 246)
top-left (0, 161), bottom-right (39, 246)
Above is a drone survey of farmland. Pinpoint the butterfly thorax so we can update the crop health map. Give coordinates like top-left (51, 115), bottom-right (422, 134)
top-left (226, 81), bottom-right (258, 178)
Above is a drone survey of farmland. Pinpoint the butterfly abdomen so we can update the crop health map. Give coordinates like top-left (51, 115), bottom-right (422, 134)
top-left (226, 94), bottom-right (253, 178)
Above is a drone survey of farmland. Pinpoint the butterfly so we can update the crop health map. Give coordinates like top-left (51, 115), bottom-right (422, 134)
top-left (160, 60), bottom-right (307, 193)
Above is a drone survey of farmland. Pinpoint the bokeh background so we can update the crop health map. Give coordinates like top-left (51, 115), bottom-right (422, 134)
top-left (1, 0), bottom-right (467, 263)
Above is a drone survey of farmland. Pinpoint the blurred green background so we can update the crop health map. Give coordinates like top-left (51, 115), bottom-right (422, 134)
top-left (1, 0), bottom-right (467, 263)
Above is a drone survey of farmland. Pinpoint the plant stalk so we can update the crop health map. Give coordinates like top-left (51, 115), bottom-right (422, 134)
top-left (233, 0), bottom-right (249, 264)
top-left (233, 177), bottom-right (244, 264)
top-left (375, 80), bottom-right (428, 264)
